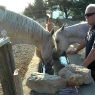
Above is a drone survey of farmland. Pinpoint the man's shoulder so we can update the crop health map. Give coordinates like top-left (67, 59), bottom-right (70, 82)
top-left (91, 25), bottom-right (95, 31)
top-left (91, 26), bottom-right (95, 34)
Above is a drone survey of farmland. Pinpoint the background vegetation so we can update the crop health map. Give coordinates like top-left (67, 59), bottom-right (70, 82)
top-left (23, 0), bottom-right (95, 19)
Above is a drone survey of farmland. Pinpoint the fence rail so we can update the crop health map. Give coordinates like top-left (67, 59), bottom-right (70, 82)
top-left (23, 10), bottom-right (47, 19)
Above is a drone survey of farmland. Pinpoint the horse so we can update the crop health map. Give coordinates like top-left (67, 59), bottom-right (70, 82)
top-left (53, 21), bottom-right (89, 58)
top-left (0, 6), bottom-right (54, 70)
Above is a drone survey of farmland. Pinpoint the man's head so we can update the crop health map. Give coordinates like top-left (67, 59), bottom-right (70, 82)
top-left (85, 4), bottom-right (95, 27)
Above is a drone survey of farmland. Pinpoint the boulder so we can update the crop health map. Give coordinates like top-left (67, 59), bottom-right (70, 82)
top-left (58, 64), bottom-right (92, 86)
top-left (26, 72), bottom-right (66, 94)
top-left (26, 64), bottom-right (92, 94)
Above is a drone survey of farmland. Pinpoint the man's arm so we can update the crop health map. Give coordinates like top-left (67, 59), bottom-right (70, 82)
top-left (83, 48), bottom-right (95, 67)
top-left (67, 39), bottom-right (87, 55)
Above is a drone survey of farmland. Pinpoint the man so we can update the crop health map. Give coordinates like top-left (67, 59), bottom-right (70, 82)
top-left (67, 4), bottom-right (95, 80)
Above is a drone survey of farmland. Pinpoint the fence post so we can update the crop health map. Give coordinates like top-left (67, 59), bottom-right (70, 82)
top-left (14, 69), bottom-right (24, 95)
top-left (0, 37), bottom-right (17, 95)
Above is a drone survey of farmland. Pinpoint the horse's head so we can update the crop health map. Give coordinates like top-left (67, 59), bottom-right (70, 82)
top-left (53, 25), bottom-right (69, 58)
top-left (39, 31), bottom-right (55, 69)
top-left (53, 22), bottom-right (89, 59)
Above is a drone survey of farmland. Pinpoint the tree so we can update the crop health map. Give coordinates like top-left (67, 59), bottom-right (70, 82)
top-left (44, 0), bottom-right (73, 19)
top-left (23, 3), bottom-right (34, 18)
top-left (23, 0), bottom-right (95, 19)
top-left (70, 0), bottom-right (95, 18)
top-left (58, 0), bottom-right (73, 19)
top-left (23, 0), bottom-right (46, 19)
top-left (44, 0), bottom-right (95, 19)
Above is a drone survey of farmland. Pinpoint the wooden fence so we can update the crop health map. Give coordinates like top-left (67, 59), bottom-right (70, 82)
top-left (23, 10), bottom-right (46, 19)
top-left (0, 37), bottom-right (23, 95)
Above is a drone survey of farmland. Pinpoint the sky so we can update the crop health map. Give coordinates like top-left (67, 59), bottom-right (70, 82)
top-left (0, 0), bottom-right (34, 13)
top-left (0, 0), bottom-right (61, 19)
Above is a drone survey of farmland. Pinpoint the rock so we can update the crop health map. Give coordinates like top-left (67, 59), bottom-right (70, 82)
top-left (58, 64), bottom-right (92, 86)
top-left (26, 72), bottom-right (66, 94)
top-left (26, 64), bottom-right (92, 94)
top-left (58, 68), bottom-right (83, 86)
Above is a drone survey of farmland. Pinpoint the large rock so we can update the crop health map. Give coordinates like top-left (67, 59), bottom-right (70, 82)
top-left (26, 64), bottom-right (92, 94)
top-left (26, 72), bottom-right (66, 94)
top-left (58, 64), bottom-right (92, 86)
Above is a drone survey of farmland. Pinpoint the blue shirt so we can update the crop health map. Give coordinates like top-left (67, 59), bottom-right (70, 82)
top-left (86, 25), bottom-right (95, 71)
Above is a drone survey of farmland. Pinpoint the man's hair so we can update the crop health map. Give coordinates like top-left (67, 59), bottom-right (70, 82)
top-left (85, 4), bottom-right (95, 13)
top-left (86, 4), bottom-right (95, 9)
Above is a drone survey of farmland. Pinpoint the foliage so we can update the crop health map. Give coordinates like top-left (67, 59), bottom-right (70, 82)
top-left (23, 3), bottom-right (34, 18)
top-left (23, 0), bottom-right (95, 19)
top-left (44, 0), bottom-right (73, 19)
top-left (70, 0), bottom-right (95, 19)
top-left (44, 0), bottom-right (95, 19)
top-left (23, 0), bottom-right (46, 19)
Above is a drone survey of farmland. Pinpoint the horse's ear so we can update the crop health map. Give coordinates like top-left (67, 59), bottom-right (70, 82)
top-left (61, 24), bottom-right (65, 30)
top-left (61, 23), bottom-right (68, 30)
top-left (65, 23), bottom-right (68, 27)
top-left (50, 28), bottom-right (54, 35)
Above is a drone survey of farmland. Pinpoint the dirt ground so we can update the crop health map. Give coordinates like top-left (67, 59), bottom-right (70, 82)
top-left (0, 19), bottom-right (84, 95)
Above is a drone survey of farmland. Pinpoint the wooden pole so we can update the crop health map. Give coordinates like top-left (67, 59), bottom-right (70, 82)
top-left (0, 37), bottom-right (16, 95)
top-left (14, 69), bottom-right (24, 95)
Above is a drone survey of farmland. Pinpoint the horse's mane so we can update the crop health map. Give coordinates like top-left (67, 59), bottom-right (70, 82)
top-left (0, 6), bottom-right (49, 41)
top-left (66, 21), bottom-right (88, 28)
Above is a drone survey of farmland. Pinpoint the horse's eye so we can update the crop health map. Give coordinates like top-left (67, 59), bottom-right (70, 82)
top-left (56, 40), bottom-right (59, 43)
top-left (53, 45), bottom-right (55, 48)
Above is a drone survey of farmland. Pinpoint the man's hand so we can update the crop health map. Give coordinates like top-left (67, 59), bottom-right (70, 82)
top-left (67, 50), bottom-right (77, 55)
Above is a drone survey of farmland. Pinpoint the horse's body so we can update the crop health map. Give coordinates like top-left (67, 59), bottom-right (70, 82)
top-left (0, 6), bottom-right (54, 68)
top-left (53, 21), bottom-right (89, 57)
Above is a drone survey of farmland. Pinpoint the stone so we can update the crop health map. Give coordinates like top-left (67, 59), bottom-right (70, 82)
top-left (58, 64), bottom-right (92, 86)
top-left (59, 67), bottom-right (83, 86)
top-left (26, 64), bottom-right (92, 94)
top-left (26, 72), bottom-right (66, 94)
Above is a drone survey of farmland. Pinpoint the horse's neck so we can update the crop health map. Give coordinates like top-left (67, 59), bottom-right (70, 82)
top-left (8, 35), bottom-right (43, 51)
top-left (0, 18), bottom-right (43, 48)
top-left (66, 23), bottom-right (89, 44)
top-left (66, 23), bottom-right (89, 38)
top-left (0, 8), bottom-right (49, 51)
top-left (0, 27), bottom-right (43, 49)
top-left (69, 37), bottom-right (83, 45)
